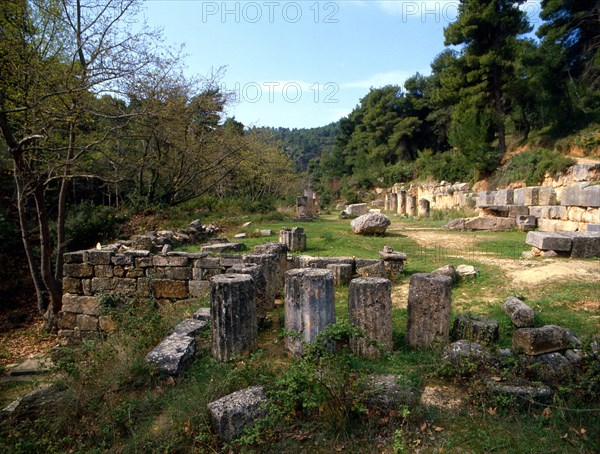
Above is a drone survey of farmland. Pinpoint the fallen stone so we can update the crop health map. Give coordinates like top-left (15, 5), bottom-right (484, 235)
top-left (363, 375), bottom-right (418, 410)
top-left (8, 355), bottom-right (53, 376)
top-left (351, 212), bottom-right (391, 235)
top-left (431, 264), bottom-right (458, 284)
top-left (356, 261), bottom-right (387, 278)
top-left (463, 216), bottom-right (516, 231)
top-left (234, 233), bottom-right (247, 239)
top-left (444, 218), bottom-right (466, 230)
top-left (2, 384), bottom-right (68, 418)
top-left (452, 314), bottom-right (499, 345)
top-left (456, 264), bottom-right (478, 277)
top-left (442, 340), bottom-right (489, 370)
top-left (345, 203), bottom-right (369, 217)
top-left (192, 307), bottom-right (211, 321)
top-left (567, 232), bottom-right (600, 258)
top-left (502, 296), bottom-right (535, 328)
top-left (201, 243), bottom-right (245, 253)
top-left (171, 318), bottom-right (208, 337)
top-left (525, 231), bottom-right (572, 252)
top-left (564, 349), bottom-right (583, 366)
top-left (528, 352), bottom-right (572, 384)
top-left (513, 325), bottom-right (569, 355)
top-left (145, 333), bottom-right (196, 375)
top-left (485, 380), bottom-right (553, 404)
top-left (208, 385), bottom-right (267, 441)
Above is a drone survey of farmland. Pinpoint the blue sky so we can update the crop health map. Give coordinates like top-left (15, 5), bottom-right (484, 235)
top-left (143, 1), bottom-right (542, 129)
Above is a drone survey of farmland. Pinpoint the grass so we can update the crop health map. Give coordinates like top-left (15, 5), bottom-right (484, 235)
top-left (2, 215), bottom-right (599, 453)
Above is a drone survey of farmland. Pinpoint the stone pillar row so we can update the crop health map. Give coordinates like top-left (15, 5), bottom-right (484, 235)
top-left (210, 266), bottom-right (452, 361)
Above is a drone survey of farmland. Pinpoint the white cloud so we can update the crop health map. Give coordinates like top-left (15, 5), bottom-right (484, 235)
top-left (341, 70), bottom-right (415, 90)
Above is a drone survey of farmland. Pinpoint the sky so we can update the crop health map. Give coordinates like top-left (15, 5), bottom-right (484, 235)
top-left (143, 0), bottom-right (542, 129)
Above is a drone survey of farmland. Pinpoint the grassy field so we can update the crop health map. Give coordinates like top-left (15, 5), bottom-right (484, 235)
top-left (2, 215), bottom-right (599, 453)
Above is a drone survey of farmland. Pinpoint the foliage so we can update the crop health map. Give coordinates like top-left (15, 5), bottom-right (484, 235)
top-left (488, 148), bottom-right (576, 189)
top-left (63, 204), bottom-right (124, 251)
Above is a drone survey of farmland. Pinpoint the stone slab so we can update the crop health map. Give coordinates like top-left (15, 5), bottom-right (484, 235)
top-left (525, 231), bottom-right (572, 251)
top-left (145, 333), bottom-right (196, 375)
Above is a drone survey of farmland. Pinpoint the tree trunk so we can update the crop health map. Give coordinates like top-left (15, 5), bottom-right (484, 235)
top-left (33, 185), bottom-right (62, 332)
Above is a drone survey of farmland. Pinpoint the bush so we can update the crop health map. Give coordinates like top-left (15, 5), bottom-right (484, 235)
top-left (64, 204), bottom-right (124, 251)
top-left (488, 148), bottom-right (575, 189)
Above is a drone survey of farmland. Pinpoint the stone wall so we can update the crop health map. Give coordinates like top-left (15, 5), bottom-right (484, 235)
top-left (58, 248), bottom-right (246, 344)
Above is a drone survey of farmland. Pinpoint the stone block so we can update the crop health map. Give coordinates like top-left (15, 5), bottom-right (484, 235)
top-left (193, 307), bottom-right (211, 321)
top-left (442, 340), bottom-right (489, 369)
top-left (561, 182), bottom-right (600, 207)
top-left (202, 243), bottom-right (245, 253)
top-left (451, 314), bottom-right (499, 345)
top-left (94, 265), bottom-right (113, 278)
top-left (152, 280), bottom-right (189, 299)
top-left (111, 255), bottom-right (133, 266)
top-left (164, 267), bottom-right (193, 280)
top-left (125, 268), bottom-right (145, 279)
top-left (431, 264), bottom-right (458, 284)
top-left (477, 191), bottom-right (495, 207)
top-left (418, 198), bottom-right (430, 217)
top-left (194, 256), bottom-right (222, 269)
top-left (208, 386), bottom-right (267, 441)
top-left (356, 261), bottom-right (387, 278)
top-left (145, 333), bottom-right (196, 375)
top-left (284, 268), bottom-right (335, 356)
top-left (134, 256), bottom-right (153, 268)
top-left (348, 277), bottom-right (393, 359)
top-left (516, 215), bottom-right (537, 231)
top-left (63, 251), bottom-right (85, 264)
top-left (63, 263), bottom-right (94, 278)
top-left (62, 277), bottom-right (82, 294)
top-left (513, 325), bottom-right (569, 355)
top-left (537, 219), bottom-right (581, 232)
top-left (406, 273), bottom-right (452, 348)
top-left (464, 217), bottom-right (516, 231)
top-left (58, 311), bottom-right (77, 330)
top-left (326, 263), bottom-right (353, 286)
top-left (219, 254), bottom-right (243, 268)
top-left (85, 250), bottom-right (113, 265)
top-left (406, 195), bottom-right (417, 216)
top-left (62, 294), bottom-right (100, 315)
top-left (502, 296), bottom-right (535, 328)
top-left (77, 314), bottom-right (99, 331)
top-left (189, 280), bottom-right (210, 298)
top-left (211, 274), bottom-right (257, 361)
top-left (588, 224), bottom-right (600, 232)
top-left (363, 375), bottom-right (418, 410)
top-left (537, 186), bottom-right (557, 206)
top-left (152, 255), bottom-right (190, 267)
top-left (528, 352), bottom-right (572, 384)
top-left (529, 205), bottom-right (567, 220)
top-left (171, 318), bottom-right (208, 337)
top-left (525, 231), bottom-right (572, 251)
top-left (567, 232), bottom-right (600, 258)
top-left (485, 380), bottom-right (552, 404)
top-left (494, 189), bottom-right (514, 206)
top-left (345, 203), bottom-right (369, 217)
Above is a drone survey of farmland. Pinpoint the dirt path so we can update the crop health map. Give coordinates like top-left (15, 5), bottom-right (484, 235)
top-left (390, 227), bottom-right (600, 287)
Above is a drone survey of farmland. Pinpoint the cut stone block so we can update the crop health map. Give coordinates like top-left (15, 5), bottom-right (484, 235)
top-left (345, 203), bottom-right (369, 217)
top-left (561, 182), bottom-right (600, 207)
top-left (464, 217), bottom-right (516, 231)
top-left (451, 314), bottom-right (499, 345)
top-left (61, 294), bottom-right (100, 316)
top-left (348, 277), bottom-right (393, 359)
top-left (494, 189), bottom-right (514, 206)
top-left (227, 262), bottom-right (270, 322)
top-left (189, 280), bottom-right (210, 298)
top-left (406, 273), bottom-right (452, 348)
top-left (566, 232), bottom-right (600, 258)
top-left (364, 375), bottom-right (418, 410)
top-left (208, 386), bottom-right (267, 441)
top-left (171, 318), bottom-right (208, 337)
top-left (477, 191), bottom-right (495, 207)
top-left (145, 333), bottom-right (196, 375)
top-left (516, 215), bottom-right (537, 231)
top-left (284, 268), bottom-right (335, 356)
top-left (326, 263), bottom-right (353, 286)
top-left (502, 296), bottom-right (535, 328)
top-left (442, 340), bottom-right (489, 369)
top-left (152, 280), bottom-right (188, 299)
top-left (525, 231), bottom-right (572, 251)
top-left (513, 325), bottom-right (569, 355)
top-left (202, 243), bottom-right (245, 253)
top-left (192, 307), bottom-right (211, 321)
top-left (406, 195), bottom-right (417, 216)
top-left (486, 380), bottom-right (553, 404)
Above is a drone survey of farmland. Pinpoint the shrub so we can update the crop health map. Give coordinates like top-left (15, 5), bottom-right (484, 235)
top-left (488, 148), bottom-right (575, 189)
top-left (64, 204), bottom-right (124, 251)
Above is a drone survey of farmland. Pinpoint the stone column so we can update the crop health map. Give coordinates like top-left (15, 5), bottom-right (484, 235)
top-left (388, 192), bottom-right (398, 213)
top-left (210, 274), bottom-right (257, 361)
top-left (227, 263), bottom-right (268, 325)
top-left (406, 195), bottom-right (417, 217)
top-left (326, 263), bottom-right (353, 286)
top-left (397, 190), bottom-right (407, 215)
top-left (243, 254), bottom-right (277, 308)
top-left (284, 268), bottom-right (335, 356)
top-left (348, 277), bottom-right (393, 359)
top-left (296, 196), bottom-right (310, 219)
top-left (279, 227), bottom-right (306, 252)
top-left (253, 243), bottom-right (288, 296)
top-left (379, 249), bottom-right (407, 278)
top-left (406, 273), bottom-right (452, 348)
top-left (418, 199), bottom-right (430, 217)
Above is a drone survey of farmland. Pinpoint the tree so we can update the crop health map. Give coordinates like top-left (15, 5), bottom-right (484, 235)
top-left (537, 0), bottom-right (600, 114)
top-left (444, 0), bottom-right (531, 154)
top-left (0, 0), bottom-right (160, 329)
